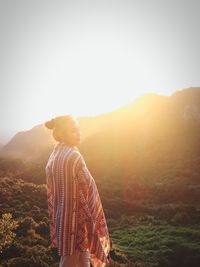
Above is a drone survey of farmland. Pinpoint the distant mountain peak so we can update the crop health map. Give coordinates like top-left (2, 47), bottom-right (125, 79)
top-left (115, 92), bottom-right (168, 117)
top-left (172, 87), bottom-right (200, 98)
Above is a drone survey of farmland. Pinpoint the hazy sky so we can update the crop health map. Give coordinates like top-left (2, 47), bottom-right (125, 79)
top-left (0, 0), bottom-right (200, 141)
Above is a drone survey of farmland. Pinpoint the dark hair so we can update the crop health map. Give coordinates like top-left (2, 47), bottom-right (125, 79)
top-left (44, 114), bottom-right (80, 145)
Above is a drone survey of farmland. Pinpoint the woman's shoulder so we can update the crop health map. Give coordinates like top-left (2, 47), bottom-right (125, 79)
top-left (63, 146), bottom-right (83, 161)
top-left (63, 147), bottom-right (86, 172)
top-left (71, 147), bottom-right (84, 162)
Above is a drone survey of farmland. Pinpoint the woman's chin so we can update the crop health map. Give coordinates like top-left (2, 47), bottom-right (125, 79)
top-left (70, 139), bottom-right (81, 147)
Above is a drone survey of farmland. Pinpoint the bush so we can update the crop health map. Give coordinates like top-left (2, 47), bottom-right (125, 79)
top-left (0, 213), bottom-right (19, 254)
top-left (16, 217), bottom-right (38, 236)
top-left (0, 241), bottom-right (24, 260)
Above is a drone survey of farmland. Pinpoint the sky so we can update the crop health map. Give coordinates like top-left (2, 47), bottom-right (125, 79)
top-left (0, 0), bottom-right (200, 142)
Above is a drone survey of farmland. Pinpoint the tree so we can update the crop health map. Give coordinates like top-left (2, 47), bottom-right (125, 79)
top-left (0, 213), bottom-right (19, 254)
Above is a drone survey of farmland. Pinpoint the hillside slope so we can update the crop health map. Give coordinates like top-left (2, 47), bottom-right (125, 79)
top-left (1, 87), bottom-right (200, 167)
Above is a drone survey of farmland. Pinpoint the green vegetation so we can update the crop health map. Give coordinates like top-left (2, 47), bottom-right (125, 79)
top-left (0, 177), bottom-right (60, 267)
top-left (0, 175), bottom-right (199, 266)
top-left (109, 216), bottom-right (200, 267)
top-left (0, 213), bottom-right (19, 254)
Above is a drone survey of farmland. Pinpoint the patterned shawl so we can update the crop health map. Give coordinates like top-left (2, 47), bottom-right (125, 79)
top-left (46, 142), bottom-right (111, 267)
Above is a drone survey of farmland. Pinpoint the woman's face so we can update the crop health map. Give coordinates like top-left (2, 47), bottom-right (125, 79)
top-left (62, 122), bottom-right (82, 146)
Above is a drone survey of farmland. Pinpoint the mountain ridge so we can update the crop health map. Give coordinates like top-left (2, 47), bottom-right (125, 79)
top-left (1, 87), bottom-right (200, 162)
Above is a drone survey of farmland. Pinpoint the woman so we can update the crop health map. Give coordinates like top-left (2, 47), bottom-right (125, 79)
top-left (44, 114), bottom-right (111, 267)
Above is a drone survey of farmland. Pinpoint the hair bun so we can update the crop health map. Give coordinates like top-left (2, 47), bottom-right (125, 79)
top-left (44, 118), bottom-right (56, 130)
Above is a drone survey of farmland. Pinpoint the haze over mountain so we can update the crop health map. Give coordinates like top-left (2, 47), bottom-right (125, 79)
top-left (1, 87), bottom-right (200, 165)
top-left (0, 112), bottom-right (117, 162)
top-left (0, 143), bottom-right (4, 151)
top-left (79, 87), bottom-right (200, 180)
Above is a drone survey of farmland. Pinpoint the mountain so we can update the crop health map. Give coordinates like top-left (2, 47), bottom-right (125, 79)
top-left (78, 87), bottom-right (200, 186)
top-left (0, 112), bottom-right (116, 162)
top-left (0, 124), bottom-right (53, 162)
top-left (1, 87), bottom-right (200, 167)
top-left (0, 137), bottom-right (8, 151)
top-left (0, 143), bottom-right (3, 151)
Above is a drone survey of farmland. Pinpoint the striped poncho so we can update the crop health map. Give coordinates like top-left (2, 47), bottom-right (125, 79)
top-left (45, 142), bottom-right (111, 267)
